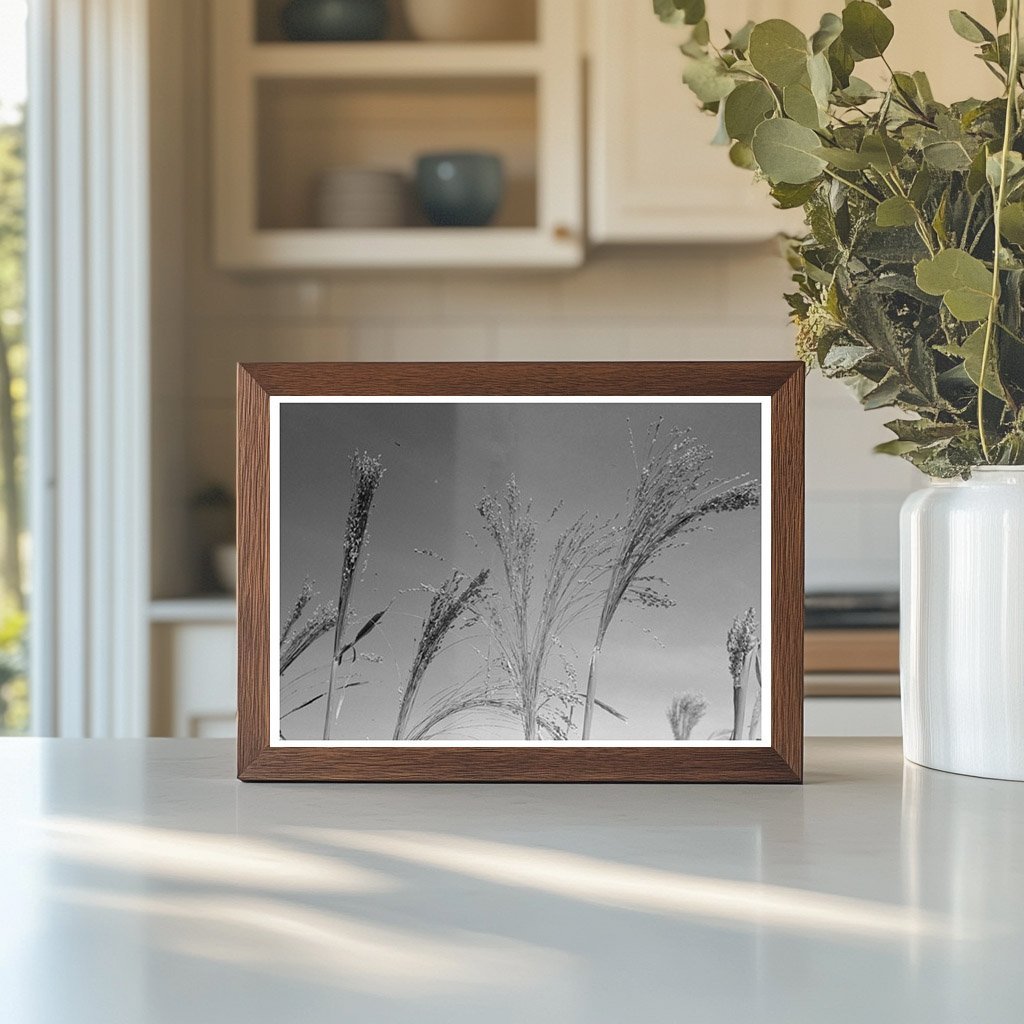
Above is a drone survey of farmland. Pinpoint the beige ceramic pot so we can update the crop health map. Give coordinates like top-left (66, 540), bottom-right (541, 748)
top-left (403, 0), bottom-right (534, 41)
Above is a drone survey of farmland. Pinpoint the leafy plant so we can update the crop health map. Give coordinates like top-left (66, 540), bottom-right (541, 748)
top-left (667, 690), bottom-right (710, 739)
top-left (582, 421), bottom-right (760, 739)
top-left (661, 0), bottom-right (1024, 475)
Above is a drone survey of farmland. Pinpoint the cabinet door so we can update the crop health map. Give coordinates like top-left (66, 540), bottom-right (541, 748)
top-left (587, 0), bottom-right (996, 244)
top-left (587, 0), bottom-right (810, 243)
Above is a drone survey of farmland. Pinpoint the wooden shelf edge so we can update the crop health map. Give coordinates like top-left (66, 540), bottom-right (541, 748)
top-left (249, 42), bottom-right (544, 79)
top-left (804, 628), bottom-right (900, 675)
top-left (805, 673), bottom-right (900, 698)
top-left (217, 228), bottom-right (584, 271)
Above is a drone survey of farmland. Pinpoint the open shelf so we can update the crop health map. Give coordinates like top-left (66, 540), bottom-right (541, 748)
top-left (213, 0), bottom-right (582, 269)
top-left (254, 0), bottom-right (539, 44)
top-left (257, 76), bottom-right (538, 232)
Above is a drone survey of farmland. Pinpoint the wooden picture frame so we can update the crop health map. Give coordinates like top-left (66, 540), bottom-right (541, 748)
top-left (237, 362), bottom-right (804, 782)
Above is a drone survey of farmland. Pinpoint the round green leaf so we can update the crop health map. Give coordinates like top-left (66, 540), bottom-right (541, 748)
top-left (724, 81), bottom-right (775, 144)
top-left (771, 180), bottom-right (820, 209)
top-left (915, 249), bottom-right (993, 322)
top-left (724, 20), bottom-right (755, 53)
top-left (842, 1), bottom-right (894, 59)
top-left (949, 10), bottom-right (994, 44)
top-left (860, 133), bottom-right (904, 173)
top-left (807, 52), bottom-right (833, 107)
top-left (875, 196), bottom-right (918, 228)
top-left (654, 0), bottom-right (705, 26)
top-left (1000, 203), bottom-right (1024, 245)
top-left (783, 81), bottom-right (823, 129)
top-left (752, 118), bottom-right (828, 184)
top-left (923, 140), bottom-right (973, 171)
top-left (729, 140), bottom-right (757, 170)
top-left (748, 20), bottom-right (809, 86)
top-left (939, 326), bottom-right (1005, 398)
top-left (682, 57), bottom-right (736, 104)
top-left (814, 146), bottom-right (871, 170)
top-left (811, 13), bottom-right (843, 54)
top-left (827, 35), bottom-right (856, 88)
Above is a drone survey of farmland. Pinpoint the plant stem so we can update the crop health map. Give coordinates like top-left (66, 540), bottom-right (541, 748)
top-left (979, 0), bottom-right (1021, 463)
top-left (822, 168), bottom-right (879, 205)
top-left (883, 170), bottom-right (938, 255)
top-left (582, 643), bottom-right (602, 739)
top-left (731, 649), bottom-right (753, 741)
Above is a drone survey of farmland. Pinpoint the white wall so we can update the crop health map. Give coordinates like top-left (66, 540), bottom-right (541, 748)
top-left (161, 0), bottom-right (920, 598)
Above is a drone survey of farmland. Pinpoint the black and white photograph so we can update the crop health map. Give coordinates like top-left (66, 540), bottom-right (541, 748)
top-left (271, 397), bottom-right (770, 746)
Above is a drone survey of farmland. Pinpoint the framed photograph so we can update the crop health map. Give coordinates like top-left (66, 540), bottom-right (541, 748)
top-left (237, 362), bottom-right (804, 782)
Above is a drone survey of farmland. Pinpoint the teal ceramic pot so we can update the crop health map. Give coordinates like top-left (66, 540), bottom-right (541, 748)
top-left (415, 152), bottom-right (505, 227)
top-left (281, 0), bottom-right (388, 41)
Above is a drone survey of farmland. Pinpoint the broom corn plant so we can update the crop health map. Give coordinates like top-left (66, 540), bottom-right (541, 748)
top-left (659, 0), bottom-right (1024, 475)
top-left (282, 424), bottom-right (762, 742)
top-left (393, 568), bottom-right (491, 740)
top-left (280, 597), bottom-right (337, 675)
top-left (477, 476), bottom-right (612, 740)
top-left (726, 608), bottom-right (760, 740)
top-left (668, 690), bottom-right (711, 739)
top-left (323, 451), bottom-right (385, 740)
top-left (581, 421), bottom-right (760, 739)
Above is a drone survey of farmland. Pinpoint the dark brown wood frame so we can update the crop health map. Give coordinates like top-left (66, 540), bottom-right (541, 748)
top-left (237, 362), bottom-right (804, 782)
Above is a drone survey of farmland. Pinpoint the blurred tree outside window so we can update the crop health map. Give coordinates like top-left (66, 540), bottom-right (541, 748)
top-left (0, 0), bottom-right (29, 734)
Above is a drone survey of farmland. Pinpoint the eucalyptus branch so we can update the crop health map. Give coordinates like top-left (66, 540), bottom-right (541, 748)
top-left (668, 1), bottom-right (1024, 474)
top-left (979, 0), bottom-right (1021, 462)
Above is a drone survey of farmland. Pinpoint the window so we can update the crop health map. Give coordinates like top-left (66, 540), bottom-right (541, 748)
top-left (0, 0), bottom-right (28, 734)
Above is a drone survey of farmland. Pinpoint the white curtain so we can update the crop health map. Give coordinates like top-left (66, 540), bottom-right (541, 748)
top-left (28, 0), bottom-right (150, 736)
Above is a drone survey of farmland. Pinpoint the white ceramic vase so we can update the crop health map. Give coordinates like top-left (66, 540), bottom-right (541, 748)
top-left (901, 467), bottom-right (1024, 780)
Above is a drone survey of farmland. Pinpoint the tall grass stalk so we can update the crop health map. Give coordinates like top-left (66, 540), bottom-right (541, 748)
top-left (280, 578), bottom-right (314, 643)
top-left (323, 451), bottom-right (385, 740)
top-left (280, 599), bottom-right (337, 674)
top-left (667, 690), bottom-right (709, 740)
top-left (747, 653), bottom-right (762, 741)
top-left (405, 687), bottom-right (551, 741)
top-left (393, 569), bottom-right (490, 740)
top-left (727, 608), bottom-right (759, 741)
top-left (582, 421), bottom-right (760, 739)
top-left (477, 476), bottom-right (611, 740)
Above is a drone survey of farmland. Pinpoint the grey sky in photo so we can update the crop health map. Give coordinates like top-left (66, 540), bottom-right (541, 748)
top-left (277, 400), bottom-right (763, 742)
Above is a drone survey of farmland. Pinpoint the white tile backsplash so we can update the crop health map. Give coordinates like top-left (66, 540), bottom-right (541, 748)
top-left (181, 252), bottom-right (916, 592)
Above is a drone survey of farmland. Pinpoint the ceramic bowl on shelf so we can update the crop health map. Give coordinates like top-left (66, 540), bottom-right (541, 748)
top-left (403, 0), bottom-right (534, 42)
top-left (280, 0), bottom-right (388, 42)
top-left (415, 152), bottom-right (504, 227)
top-left (315, 167), bottom-right (408, 229)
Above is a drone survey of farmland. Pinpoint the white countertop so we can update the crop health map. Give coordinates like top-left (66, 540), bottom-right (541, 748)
top-left (0, 738), bottom-right (1020, 1023)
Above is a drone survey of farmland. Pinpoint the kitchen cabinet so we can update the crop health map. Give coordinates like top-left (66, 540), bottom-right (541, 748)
top-left (587, 0), bottom-right (814, 243)
top-left (586, 0), bottom-right (998, 244)
top-left (211, 0), bottom-right (583, 269)
top-left (150, 600), bottom-right (236, 738)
